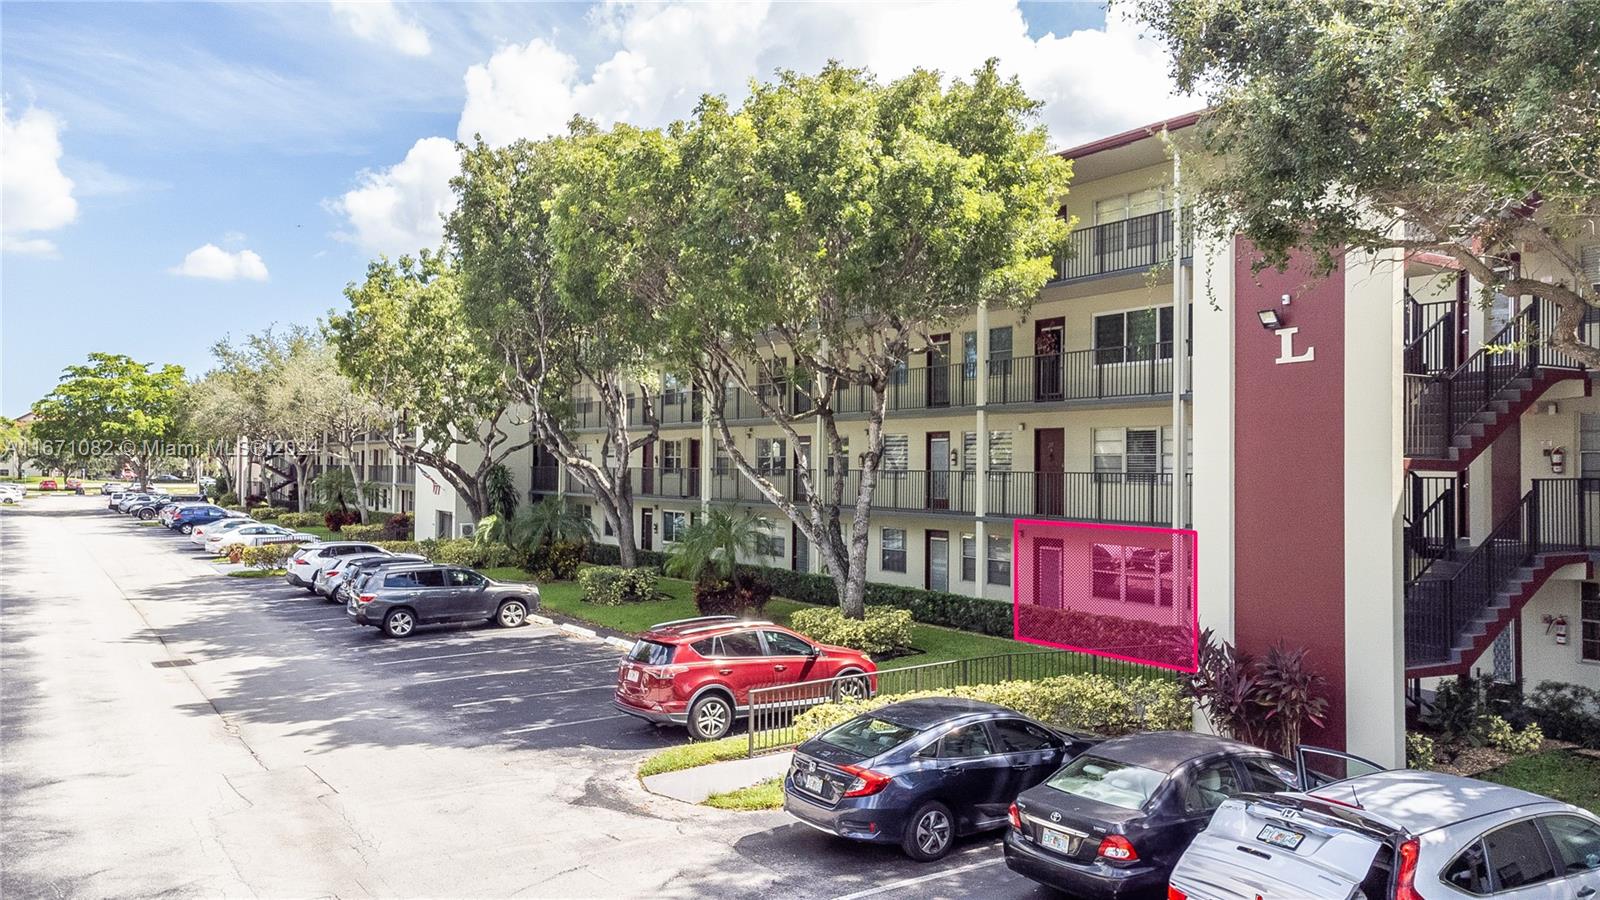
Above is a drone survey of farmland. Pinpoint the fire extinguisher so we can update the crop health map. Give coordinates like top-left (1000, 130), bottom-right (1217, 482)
top-left (1551, 446), bottom-right (1566, 474)
top-left (1545, 614), bottom-right (1569, 644)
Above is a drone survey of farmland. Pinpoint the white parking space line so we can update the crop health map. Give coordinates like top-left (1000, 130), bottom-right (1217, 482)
top-left (410, 657), bottom-right (620, 685)
top-left (451, 696), bottom-right (520, 708)
top-left (374, 644), bottom-right (571, 666)
top-left (502, 713), bottom-right (629, 735)
top-left (828, 858), bottom-right (1006, 900)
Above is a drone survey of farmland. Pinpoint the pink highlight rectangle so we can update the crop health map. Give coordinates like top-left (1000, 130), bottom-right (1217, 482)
top-left (1012, 518), bottom-right (1199, 673)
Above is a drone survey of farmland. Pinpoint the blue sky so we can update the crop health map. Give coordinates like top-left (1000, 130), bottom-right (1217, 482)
top-left (1, 1), bottom-right (1187, 417)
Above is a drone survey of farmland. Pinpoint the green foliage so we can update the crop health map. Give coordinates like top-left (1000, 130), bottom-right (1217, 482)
top-left (1406, 732), bottom-right (1437, 770)
top-left (340, 523), bottom-right (385, 541)
top-left (509, 499), bottom-right (594, 555)
top-left (239, 543), bottom-right (300, 570)
top-left (743, 563), bottom-right (1015, 636)
top-left (1525, 681), bottom-right (1600, 748)
top-left (276, 511), bottom-right (324, 528)
top-left (702, 778), bottom-right (784, 811)
top-left (692, 579), bottom-right (772, 618)
top-left (28, 352), bottom-right (189, 480)
top-left (584, 542), bottom-right (669, 571)
top-left (1485, 715), bottom-right (1544, 756)
top-left (579, 566), bottom-right (658, 606)
top-left (790, 607), bottom-right (914, 655)
top-left (216, 492), bottom-right (240, 507)
top-left (528, 539), bottom-right (584, 582)
top-left (1188, 630), bottom-right (1330, 755)
top-left (792, 674), bottom-right (1192, 739)
top-left (429, 538), bottom-right (516, 569)
top-left (1430, 674), bottom-right (1490, 743)
top-left (665, 508), bottom-right (771, 588)
top-left (373, 540), bottom-right (424, 555)
top-left (250, 504), bottom-right (284, 521)
top-left (485, 463), bottom-right (518, 521)
top-left (382, 513), bottom-right (413, 541)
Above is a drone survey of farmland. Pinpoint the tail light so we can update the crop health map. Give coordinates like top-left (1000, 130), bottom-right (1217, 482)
top-left (1166, 888), bottom-right (1188, 900)
top-left (294, 558), bottom-right (310, 566)
top-left (358, 594), bottom-right (376, 604)
top-left (838, 764), bottom-right (891, 798)
top-left (1394, 838), bottom-right (1422, 900)
top-left (327, 563), bottom-right (340, 573)
top-left (1096, 834), bottom-right (1138, 862)
top-left (1007, 802), bottom-right (1022, 831)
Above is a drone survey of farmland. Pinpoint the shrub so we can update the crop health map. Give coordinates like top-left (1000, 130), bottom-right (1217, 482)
top-left (216, 491), bottom-right (240, 507)
top-left (1406, 732), bottom-right (1437, 770)
top-left (1187, 629), bottom-right (1329, 755)
top-left (250, 504), bottom-right (281, 521)
top-left (276, 511), bottom-right (323, 528)
top-left (579, 566), bottom-right (658, 606)
top-left (239, 542), bottom-right (300, 570)
top-left (693, 579), bottom-right (773, 617)
top-left (1485, 715), bottom-right (1544, 755)
top-left (340, 523), bottom-right (385, 541)
top-left (323, 508), bottom-right (359, 532)
top-left (1525, 681), bottom-right (1600, 747)
top-left (382, 513), bottom-right (413, 541)
top-left (790, 607), bottom-right (914, 656)
top-left (736, 563), bottom-right (1014, 636)
top-left (374, 540), bottom-right (424, 556)
top-left (583, 542), bottom-right (670, 571)
top-left (1430, 674), bottom-right (1489, 743)
top-left (792, 674), bottom-right (1191, 739)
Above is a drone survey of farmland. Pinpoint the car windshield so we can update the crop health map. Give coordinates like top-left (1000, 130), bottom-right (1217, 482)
top-left (1045, 755), bottom-right (1167, 811)
top-left (625, 640), bottom-right (675, 667)
top-left (818, 715), bottom-right (921, 757)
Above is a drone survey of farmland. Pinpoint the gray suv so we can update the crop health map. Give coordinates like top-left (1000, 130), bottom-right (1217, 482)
top-left (347, 563), bottom-right (540, 638)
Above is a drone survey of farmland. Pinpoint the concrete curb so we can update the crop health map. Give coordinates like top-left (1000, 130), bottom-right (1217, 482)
top-left (528, 614), bottom-right (555, 626)
top-left (603, 636), bottom-right (633, 651)
top-left (640, 751), bottom-right (793, 805)
top-left (560, 623), bottom-right (598, 639)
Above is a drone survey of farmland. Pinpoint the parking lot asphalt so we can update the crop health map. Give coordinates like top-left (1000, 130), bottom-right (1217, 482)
top-left (1, 497), bottom-right (1055, 899)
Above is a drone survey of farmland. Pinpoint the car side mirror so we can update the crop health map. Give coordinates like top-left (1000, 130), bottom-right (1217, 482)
top-left (806, 645), bottom-right (820, 657)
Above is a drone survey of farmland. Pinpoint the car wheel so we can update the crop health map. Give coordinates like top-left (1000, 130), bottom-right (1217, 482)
top-left (495, 600), bottom-right (527, 628)
top-left (688, 694), bottom-right (734, 741)
top-left (179, 523), bottom-right (194, 534)
top-left (902, 800), bottom-right (955, 861)
top-left (382, 608), bottom-right (416, 638)
top-left (138, 508), bottom-right (155, 520)
top-left (833, 670), bottom-right (870, 702)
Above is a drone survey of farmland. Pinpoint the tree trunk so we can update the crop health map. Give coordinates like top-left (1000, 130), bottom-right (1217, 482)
top-left (294, 461), bottom-right (309, 512)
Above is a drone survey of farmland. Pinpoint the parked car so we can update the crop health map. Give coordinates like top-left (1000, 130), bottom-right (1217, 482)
top-left (151, 473), bottom-right (183, 483)
top-left (613, 616), bottom-right (878, 741)
top-left (168, 504), bottom-right (239, 535)
top-left (284, 542), bottom-right (388, 593)
top-left (100, 481), bottom-right (124, 495)
top-left (0, 484), bottom-right (24, 504)
top-left (313, 550), bottom-right (399, 600)
top-left (1169, 767), bottom-right (1600, 900)
top-left (333, 554), bottom-right (430, 604)
top-left (1003, 732), bottom-right (1355, 899)
top-left (189, 517), bottom-right (257, 547)
top-left (346, 563), bottom-right (539, 638)
top-left (784, 698), bottom-right (1099, 861)
top-left (157, 498), bottom-right (209, 526)
top-left (206, 524), bottom-right (316, 553)
top-left (117, 493), bottom-right (155, 513)
top-left (38, 479), bottom-right (58, 491)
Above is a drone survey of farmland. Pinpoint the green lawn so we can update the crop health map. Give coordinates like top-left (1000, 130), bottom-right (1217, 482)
top-left (638, 735), bottom-right (750, 777)
top-left (478, 569), bottom-right (1031, 670)
top-left (295, 525), bottom-right (339, 541)
top-left (1480, 749), bottom-right (1600, 814)
top-left (703, 778), bottom-right (784, 811)
top-left (229, 568), bottom-right (287, 578)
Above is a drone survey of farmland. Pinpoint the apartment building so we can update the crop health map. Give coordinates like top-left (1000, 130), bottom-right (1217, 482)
top-left (240, 424), bottom-right (419, 518)
top-left (419, 114), bottom-right (1600, 766)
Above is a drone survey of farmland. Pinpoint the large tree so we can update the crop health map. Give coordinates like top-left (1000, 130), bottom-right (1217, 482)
top-left (28, 353), bottom-right (188, 487)
top-left (328, 252), bottom-right (533, 521)
top-left (448, 124), bottom-right (673, 566)
top-left (667, 61), bottom-right (1071, 617)
top-left (1133, 0), bottom-right (1600, 359)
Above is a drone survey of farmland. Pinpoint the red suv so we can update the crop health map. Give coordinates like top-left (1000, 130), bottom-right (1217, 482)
top-left (613, 616), bottom-right (877, 741)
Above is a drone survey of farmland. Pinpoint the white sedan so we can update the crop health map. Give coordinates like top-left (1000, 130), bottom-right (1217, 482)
top-left (190, 517), bottom-right (257, 547)
top-left (207, 525), bottom-right (318, 554)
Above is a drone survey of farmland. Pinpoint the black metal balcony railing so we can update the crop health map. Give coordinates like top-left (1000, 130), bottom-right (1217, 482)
top-left (1405, 473), bottom-right (1458, 583)
top-left (530, 464), bottom-right (560, 493)
top-left (1405, 306), bottom-right (1541, 458)
top-left (1054, 210), bottom-right (1190, 283)
top-left (988, 343), bottom-right (1185, 404)
top-left (561, 466), bottom-right (701, 500)
top-left (986, 471), bottom-right (1189, 527)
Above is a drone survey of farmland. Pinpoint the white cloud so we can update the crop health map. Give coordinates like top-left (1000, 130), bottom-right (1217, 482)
top-left (170, 244), bottom-right (270, 281)
top-left (329, 135), bottom-right (458, 255)
top-left (2, 101), bottom-right (78, 256)
top-left (331, 1), bottom-right (432, 57)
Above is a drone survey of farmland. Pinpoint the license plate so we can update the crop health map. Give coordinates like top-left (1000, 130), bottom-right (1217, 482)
top-left (1257, 824), bottom-right (1306, 850)
top-left (801, 773), bottom-right (825, 795)
top-left (1040, 828), bottom-right (1078, 855)
top-left (625, 669), bottom-right (640, 682)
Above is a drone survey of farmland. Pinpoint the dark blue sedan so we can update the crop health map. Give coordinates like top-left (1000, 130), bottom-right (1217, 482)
top-left (782, 697), bottom-right (1098, 861)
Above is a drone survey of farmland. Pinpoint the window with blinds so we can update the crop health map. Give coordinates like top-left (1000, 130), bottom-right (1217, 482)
top-left (989, 431), bottom-right (1013, 471)
top-left (883, 434), bottom-right (909, 471)
top-left (756, 438), bottom-right (787, 475)
top-left (963, 432), bottom-right (977, 471)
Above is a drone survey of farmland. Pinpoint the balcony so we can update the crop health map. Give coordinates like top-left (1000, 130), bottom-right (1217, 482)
top-left (987, 343), bottom-right (1185, 405)
top-left (1052, 210), bottom-right (1189, 284)
top-left (988, 471), bottom-right (1189, 527)
top-left (562, 466), bottom-right (701, 501)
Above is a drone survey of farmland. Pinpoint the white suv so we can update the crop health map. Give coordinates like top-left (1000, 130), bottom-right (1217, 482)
top-left (285, 542), bottom-right (387, 594)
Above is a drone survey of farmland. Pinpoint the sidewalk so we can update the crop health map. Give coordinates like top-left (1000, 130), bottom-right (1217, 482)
top-left (641, 751), bottom-right (793, 804)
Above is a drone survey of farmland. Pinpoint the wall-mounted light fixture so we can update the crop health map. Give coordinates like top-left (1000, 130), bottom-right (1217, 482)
top-left (1257, 309), bottom-right (1284, 330)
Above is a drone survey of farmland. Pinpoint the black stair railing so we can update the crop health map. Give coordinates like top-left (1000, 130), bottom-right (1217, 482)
top-left (1405, 473), bottom-right (1459, 582)
top-left (1403, 299), bottom-right (1458, 376)
top-left (1405, 305), bottom-right (1539, 458)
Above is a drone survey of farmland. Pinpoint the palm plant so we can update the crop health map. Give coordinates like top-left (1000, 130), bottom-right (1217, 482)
top-left (509, 498), bottom-right (594, 553)
top-left (664, 508), bottom-right (771, 591)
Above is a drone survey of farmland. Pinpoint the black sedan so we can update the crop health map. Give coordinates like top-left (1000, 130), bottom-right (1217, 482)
top-left (783, 697), bottom-right (1099, 861)
top-left (1002, 731), bottom-right (1302, 899)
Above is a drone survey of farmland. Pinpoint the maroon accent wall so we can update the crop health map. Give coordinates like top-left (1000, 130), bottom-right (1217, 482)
top-left (1491, 419), bottom-right (1522, 523)
top-left (1233, 239), bottom-right (1349, 749)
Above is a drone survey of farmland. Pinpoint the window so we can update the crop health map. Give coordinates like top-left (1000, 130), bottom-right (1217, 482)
top-left (987, 536), bottom-right (1012, 586)
top-left (1543, 814), bottom-right (1600, 875)
top-left (437, 510), bottom-right (453, 540)
top-left (1584, 583), bottom-right (1600, 662)
top-left (448, 569), bottom-right (486, 587)
top-left (935, 723), bottom-right (995, 759)
top-left (962, 331), bottom-right (978, 379)
top-left (661, 440), bottom-right (683, 471)
top-left (989, 431), bottom-right (1013, 472)
top-left (1582, 415), bottom-right (1600, 477)
top-left (827, 437), bottom-right (850, 475)
top-left (881, 528), bottom-right (907, 572)
top-left (756, 438), bottom-right (787, 475)
top-left (756, 532), bottom-right (785, 558)
top-left (1045, 756), bottom-right (1165, 811)
top-left (1094, 188), bottom-right (1165, 225)
top-left (662, 372), bottom-right (683, 405)
top-left (961, 534), bottom-right (976, 581)
top-left (1181, 760), bottom-right (1243, 814)
top-left (1483, 820), bottom-right (1558, 890)
top-left (1241, 757), bottom-right (1298, 793)
top-left (962, 432), bottom-right (977, 471)
top-left (1095, 427), bottom-right (1167, 479)
top-left (714, 447), bottom-right (732, 475)
top-left (604, 516), bottom-right (614, 537)
top-left (711, 631), bottom-right (765, 657)
top-left (1094, 306), bottom-right (1175, 363)
top-left (1093, 428), bottom-right (1124, 478)
top-left (1092, 544), bottom-right (1175, 607)
top-left (763, 631), bottom-right (813, 657)
top-left (993, 719), bottom-right (1059, 753)
top-left (662, 511), bottom-right (687, 543)
top-left (883, 434), bottom-right (909, 471)
top-left (819, 716), bottom-right (920, 757)
top-left (1443, 841), bottom-right (1492, 895)
top-left (890, 359), bottom-right (908, 386)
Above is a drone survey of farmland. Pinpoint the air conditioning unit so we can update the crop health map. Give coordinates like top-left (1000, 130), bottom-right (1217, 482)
top-left (459, 522), bottom-right (476, 538)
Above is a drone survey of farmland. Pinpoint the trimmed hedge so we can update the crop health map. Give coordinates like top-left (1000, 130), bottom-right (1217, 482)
top-left (583, 542), bottom-right (670, 571)
top-left (431, 538), bottom-right (517, 569)
top-left (340, 523), bottom-right (386, 541)
top-left (790, 606), bottom-right (914, 655)
top-left (792, 673), bottom-right (1191, 739)
top-left (239, 542), bottom-right (302, 570)
top-left (276, 511), bottom-right (324, 528)
top-left (249, 505), bottom-right (287, 522)
top-left (374, 540), bottom-right (425, 556)
top-left (580, 566), bottom-right (658, 606)
top-left (744, 563), bottom-right (1014, 637)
